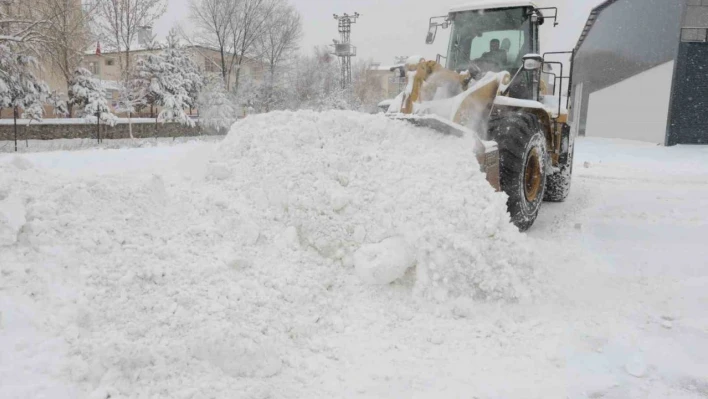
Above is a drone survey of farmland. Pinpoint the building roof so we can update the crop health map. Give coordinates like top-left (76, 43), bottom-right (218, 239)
top-left (449, 0), bottom-right (538, 13)
top-left (575, 0), bottom-right (619, 52)
top-left (84, 45), bottom-right (232, 57)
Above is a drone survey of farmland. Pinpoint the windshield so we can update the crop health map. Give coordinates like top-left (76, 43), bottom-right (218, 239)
top-left (447, 7), bottom-right (532, 72)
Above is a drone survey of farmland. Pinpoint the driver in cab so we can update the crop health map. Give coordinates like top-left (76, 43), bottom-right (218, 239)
top-left (479, 39), bottom-right (508, 65)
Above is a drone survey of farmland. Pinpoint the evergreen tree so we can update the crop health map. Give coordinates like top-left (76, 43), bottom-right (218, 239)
top-left (134, 47), bottom-right (203, 127)
top-left (163, 45), bottom-right (204, 110)
top-left (0, 43), bottom-right (50, 151)
top-left (115, 78), bottom-right (146, 139)
top-left (47, 91), bottom-right (69, 117)
top-left (68, 67), bottom-right (117, 125)
top-left (133, 54), bottom-right (163, 116)
top-left (198, 75), bottom-right (236, 132)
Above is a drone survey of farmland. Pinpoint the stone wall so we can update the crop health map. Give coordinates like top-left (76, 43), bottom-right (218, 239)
top-left (0, 122), bottom-right (225, 141)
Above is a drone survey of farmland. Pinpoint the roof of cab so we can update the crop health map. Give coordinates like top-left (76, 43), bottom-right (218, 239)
top-left (449, 0), bottom-right (538, 13)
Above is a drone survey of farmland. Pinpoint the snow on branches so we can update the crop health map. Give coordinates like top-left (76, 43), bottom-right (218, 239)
top-left (47, 91), bottom-right (69, 117)
top-left (198, 75), bottom-right (237, 131)
top-left (68, 67), bottom-right (117, 126)
top-left (0, 43), bottom-right (50, 121)
top-left (133, 47), bottom-right (203, 126)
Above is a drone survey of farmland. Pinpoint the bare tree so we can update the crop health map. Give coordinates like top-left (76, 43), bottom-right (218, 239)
top-left (229, 0), bottom-right (278, 93)
top-left (92, 0), bottom-right (167, 77)
top-left (188, 0), bottom-right (237, 88)
top-left (36, 0), bottom-right (96, 116)
top-left (189, 0), bottom-right (278, 93)
top-left (351, 60), bottom-right (387, 113)
top-left (258, 0), bottom-right (301, 111)
top-left (0, 0), bottom-right (50, 51)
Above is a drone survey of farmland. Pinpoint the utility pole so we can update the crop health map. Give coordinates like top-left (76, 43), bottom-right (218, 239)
top-left (332, 12), bottom-right (360, 89)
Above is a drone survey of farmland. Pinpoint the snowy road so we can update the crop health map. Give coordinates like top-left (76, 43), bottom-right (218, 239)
top-left (530, 138), bottom-right (708, 398)
top-left (1, 131), bottom-right (707, 399)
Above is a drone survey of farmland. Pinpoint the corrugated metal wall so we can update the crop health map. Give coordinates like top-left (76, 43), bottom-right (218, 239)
top-left (571, 0), bottom-right (685, 137)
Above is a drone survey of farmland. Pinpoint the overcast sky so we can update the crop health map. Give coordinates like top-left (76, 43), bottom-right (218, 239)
top-left (155, 0), bottom-right (605, 65)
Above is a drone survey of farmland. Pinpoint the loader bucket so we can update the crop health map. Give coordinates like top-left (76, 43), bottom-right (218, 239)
top-left (390, 115), bottom-right (501, 191)
top-left (413, 72), bottom-right (507, 132)
top-left (389, 70), bottom-right (509, 192)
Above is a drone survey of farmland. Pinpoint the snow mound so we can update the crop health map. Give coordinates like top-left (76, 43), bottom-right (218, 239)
top-left (216, 110), bottom-right (541, 300)
top-left (0, 111), bottom-right (543, 397)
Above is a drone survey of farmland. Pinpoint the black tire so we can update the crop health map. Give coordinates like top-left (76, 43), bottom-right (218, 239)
top-left (544, 144), bottom-right (574, 202)
top-left (488, 113), bottom-right (548, 231)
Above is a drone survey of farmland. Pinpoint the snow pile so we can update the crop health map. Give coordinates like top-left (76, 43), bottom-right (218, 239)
top-left (4, 134), bottom-right (708, 398)
top-left (214, 110), bottom-right (540, 300)
top-left (0, 111), bottom-right (542, 398)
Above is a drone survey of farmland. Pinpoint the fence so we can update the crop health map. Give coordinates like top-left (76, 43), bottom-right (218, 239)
top-left (0, 118), bottom-right (227, 152)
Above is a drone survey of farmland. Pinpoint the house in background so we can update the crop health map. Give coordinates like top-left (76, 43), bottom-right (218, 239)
top-left (571, 0), bottom-right (708, 145)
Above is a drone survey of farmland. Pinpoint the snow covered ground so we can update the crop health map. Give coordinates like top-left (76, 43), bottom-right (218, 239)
top-left (0, 136), bottom-right (223, 154)
top-left (1, 113), bottom-right (707, 399)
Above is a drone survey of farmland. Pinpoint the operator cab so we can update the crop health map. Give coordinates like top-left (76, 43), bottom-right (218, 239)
top-left (427, 1), bottom-right (549, 100)
top-left (447, 5), bottom-right (537, 74)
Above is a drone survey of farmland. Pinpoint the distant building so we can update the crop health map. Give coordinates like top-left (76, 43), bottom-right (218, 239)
top-left (571, 0), bottom-right (708, 145)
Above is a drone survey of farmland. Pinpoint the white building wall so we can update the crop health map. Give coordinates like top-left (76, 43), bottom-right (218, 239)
top-left (585, 61), bottom-right (675, 145)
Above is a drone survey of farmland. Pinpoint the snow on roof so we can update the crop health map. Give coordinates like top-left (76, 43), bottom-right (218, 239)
top-left (449, 0), bottom-right (537, 13)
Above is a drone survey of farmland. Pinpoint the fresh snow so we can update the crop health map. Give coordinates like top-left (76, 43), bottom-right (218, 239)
top-left (0, 118), bottom-right (180, 126)
top-left (1, 113), bottom-right (707, 398)
top-left (0, 136), bottom-right (222, 154)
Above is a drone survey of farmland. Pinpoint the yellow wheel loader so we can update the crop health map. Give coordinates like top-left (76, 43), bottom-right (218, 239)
top-left (387, 0), bottom-right (575, 231)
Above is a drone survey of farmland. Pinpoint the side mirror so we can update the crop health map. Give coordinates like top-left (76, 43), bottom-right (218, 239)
top-left (522, 54), bottom-right (544, 71)
top-left (531, 11), bottom-right (545, 25)
top-left (426, 25), bottom-right (438, 44)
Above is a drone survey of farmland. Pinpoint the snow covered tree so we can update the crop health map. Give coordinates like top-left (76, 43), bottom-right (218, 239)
top-left (115, 78), bottom-right (146, 139)
top-left (68, 67), bottom-right (116, 125)
top-left (83, 87), bottom-right (117, 126)
top-left (0, 43), bottom-right (50, 151)
top-left (163, 37), bottom-right (204, 110)
top-left (199, 75), bottom-right (237, 132)
top-left (234, 72), bottom-right (264, 113)
top-left (133, 48), bottom-right (201, 127)
top-left (286, 46), bottom-right (348, 111)
top-left (35, 0), bottom-right (96, 115)
top-left (133, 54), bottom-right (163, 116)
top-left (68, 67), bottom-right (99, 111)
top-left (159, 48), bottom-right (199, 126)
top-left (47, 91), bottom-right (69, 117)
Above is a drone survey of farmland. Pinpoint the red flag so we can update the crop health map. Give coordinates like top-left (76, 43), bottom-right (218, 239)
top-left (96, 41), bottom-right (102, 56)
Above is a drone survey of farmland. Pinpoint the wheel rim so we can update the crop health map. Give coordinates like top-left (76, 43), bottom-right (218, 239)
top-left (524, 147), bottom-right (542, 202)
